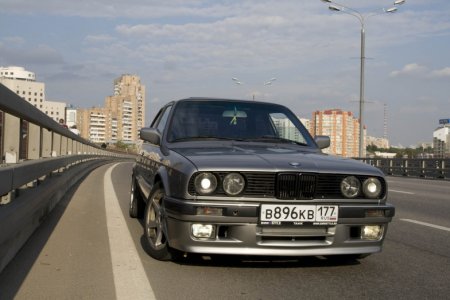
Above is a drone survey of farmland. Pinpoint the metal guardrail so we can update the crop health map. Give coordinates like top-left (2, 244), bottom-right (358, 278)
top-left (358, 158), bottom-right (450, 180)
top-left (0, 83), bottom-right (134, 274)
top-left (0, 83), bottom-right (133, 201)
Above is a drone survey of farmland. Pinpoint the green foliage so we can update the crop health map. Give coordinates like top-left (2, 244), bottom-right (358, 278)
top-left (366, 144), bottom-right (434, 158)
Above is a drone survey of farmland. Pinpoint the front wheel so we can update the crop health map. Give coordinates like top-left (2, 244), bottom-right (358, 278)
top-left (129, 175), bottom-right (144, 218)
top-left (143, 183), bottom-right (174, 261)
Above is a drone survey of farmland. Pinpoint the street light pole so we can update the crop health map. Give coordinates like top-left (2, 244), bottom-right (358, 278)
top-left (232, 77), bottom-right (276, 101)
top-left (320, 0), bottom-right (405, 157)
top-left (359, 24), bottom-right (366, 158)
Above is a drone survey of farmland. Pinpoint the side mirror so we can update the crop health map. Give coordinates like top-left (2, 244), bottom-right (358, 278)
top-left (314, 135), bottom-right (330, 149)
top-left (140, 128), bottom-right (161, 145)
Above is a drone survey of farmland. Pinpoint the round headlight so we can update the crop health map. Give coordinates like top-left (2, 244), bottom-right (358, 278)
top-left (363, 177), bottom-right (382, 199)
top-left (340, 176), bottom-right (361, 198)
top-left (222, 173), bottom-right (245, 196)
top-left (194, 173), bottom-right (217, 195)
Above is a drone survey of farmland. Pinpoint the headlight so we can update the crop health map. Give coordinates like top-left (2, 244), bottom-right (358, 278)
top-left (363, 177), bottom-right (382, 199)
top-left (194, 172), bottom-right (217, 195)
top-left (222, 173), bottom-right (245, 196)
top-left (340, 176), bottom-right (361, 198)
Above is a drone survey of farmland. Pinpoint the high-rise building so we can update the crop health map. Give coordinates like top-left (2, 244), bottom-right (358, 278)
top-left (299, 117), bottom-right (311, 133)
top-left (367, 136), bottom-right (390, 149)
top-left (311, 109), bottom-right (363, 157)
top-left (433, 119), bottom-right (450, 158)
top-left (105, 74), bottom-right (145, 144)
top-left (0, 66), bottom-right (66, 123)
top-left (77, 107), bottom-right (109, 143)
top-left (0, 66), bottom-right (44, 108)
top-left (76, 74), bottom-right (145, 145)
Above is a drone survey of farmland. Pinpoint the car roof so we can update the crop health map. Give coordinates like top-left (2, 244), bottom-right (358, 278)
top-left (173, 97), bottom-right (280, 106)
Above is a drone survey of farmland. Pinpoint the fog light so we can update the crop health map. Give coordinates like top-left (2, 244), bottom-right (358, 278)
top-left (361, 225), bottom-right (383, 240)
top-left (192, 224), bottom-right (215, 239)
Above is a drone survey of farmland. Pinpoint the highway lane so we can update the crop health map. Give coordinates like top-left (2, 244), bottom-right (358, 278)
top-left (0, 163), bottom-right (449, 299)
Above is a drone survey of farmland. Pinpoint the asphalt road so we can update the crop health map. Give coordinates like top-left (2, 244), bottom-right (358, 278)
top-left (0, 162), bottom-right (449, 300)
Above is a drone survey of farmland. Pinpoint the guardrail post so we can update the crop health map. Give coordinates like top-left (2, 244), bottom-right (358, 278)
top-left (3, 113), bottom-right (20, 163)
top-left (41, 128), bottom-right (52, 158)
top-left (439, 160), bottom-right (445, 178)
top-left (61, 136), bottom-right (68, 156)
top-left (421, 160), bottom-right (426, 177)
top-left (27, 123), bottom-right (40, 160)
top-left (52, 133), bottom-right (61, 157)
top-left (389, 159), bottom-right (393, 175)
top-left (67, 139), bottom-right (71, 155)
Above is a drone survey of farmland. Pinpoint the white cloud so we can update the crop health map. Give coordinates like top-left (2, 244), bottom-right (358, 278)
top-left (390, 63), bottom-right (428, 77)
top-left (84, 34), bottom-right (116, 44)
top-left (429, 67), bottom-right (450, 78)
top-left (390, 63), bottom-right (450, 79)
top-left (2, 36), bottom-right (26, 45)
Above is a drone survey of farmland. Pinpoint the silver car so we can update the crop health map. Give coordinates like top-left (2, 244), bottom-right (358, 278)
top-left (130, 98), bottom-right (395, 261)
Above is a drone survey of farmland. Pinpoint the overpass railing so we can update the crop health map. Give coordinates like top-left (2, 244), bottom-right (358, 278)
top-left (0, 83), bottom-right (134, 273)
top-left (357, 158), bottom-right (450, 180)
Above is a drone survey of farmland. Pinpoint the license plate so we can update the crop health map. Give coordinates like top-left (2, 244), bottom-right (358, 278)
top-left (260, 204), bottom-right (338, 225)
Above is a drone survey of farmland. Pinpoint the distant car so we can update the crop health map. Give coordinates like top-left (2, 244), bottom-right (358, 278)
top-left (130, 98), bottom-right (395, 261)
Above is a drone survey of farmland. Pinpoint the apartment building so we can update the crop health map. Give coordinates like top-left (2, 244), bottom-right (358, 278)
top-left (105, 74), bottom-right (145, 144)
top-left (433, 119), bottom-right (450, 158)
top-left (367, 136), bottom-right (390, 149)
top-left (311, 109), bottom-right (363, 157)
top-left (0, 66), bottom-right (66, 123)
top-left (77, 107), bottom-right (109, 143)
top-left (77, 74), bottom-right (146, 144)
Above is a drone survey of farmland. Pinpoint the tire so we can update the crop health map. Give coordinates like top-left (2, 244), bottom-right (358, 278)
top-left (143, 183), bottom-right (174, 261)
top-left (129, 175), bottom-right (144, 218)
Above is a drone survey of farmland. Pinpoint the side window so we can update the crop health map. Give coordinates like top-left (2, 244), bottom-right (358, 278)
top-left (155, 105), bottom-right (172, 134)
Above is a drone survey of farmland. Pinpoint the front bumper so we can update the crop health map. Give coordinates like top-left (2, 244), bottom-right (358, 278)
top-left (163, 196), bottom-right (395, 256)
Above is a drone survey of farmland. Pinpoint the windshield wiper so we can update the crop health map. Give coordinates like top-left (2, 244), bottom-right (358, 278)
top-left (249, 135), bottom-right (308, 146)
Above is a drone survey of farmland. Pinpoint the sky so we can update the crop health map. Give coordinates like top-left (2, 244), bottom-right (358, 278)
top-left (1, 0), bottom-right (449, 147)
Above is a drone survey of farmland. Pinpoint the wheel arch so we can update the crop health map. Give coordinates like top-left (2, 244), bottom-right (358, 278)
top-left (154, 167), bottom-right (171, 197)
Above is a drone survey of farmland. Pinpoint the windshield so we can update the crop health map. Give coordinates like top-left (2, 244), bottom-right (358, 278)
top-left (167, 100), bottom-right (314, 146)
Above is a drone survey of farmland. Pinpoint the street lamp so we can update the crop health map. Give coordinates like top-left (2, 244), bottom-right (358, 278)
top-left (320, 0), bottom-right (405, 157)
top-left (232, 77), bottom-right (276, 100)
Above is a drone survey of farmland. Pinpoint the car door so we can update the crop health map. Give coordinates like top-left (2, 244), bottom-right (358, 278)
top-left (139, 104), bottom-right (173, 194)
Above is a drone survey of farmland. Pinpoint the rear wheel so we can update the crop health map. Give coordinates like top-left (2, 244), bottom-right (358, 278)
top-left (129, 175), bottom-right (144, 218)
top-left (143, 183), bottom-right (174, 260)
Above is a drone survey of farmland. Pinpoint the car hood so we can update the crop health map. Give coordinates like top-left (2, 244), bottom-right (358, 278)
top-left (172, 144), bottom-right (383, 176)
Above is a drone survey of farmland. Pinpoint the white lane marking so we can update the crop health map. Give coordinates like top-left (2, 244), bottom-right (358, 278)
top-left (401, 219), bottom-right (450, 233)
top-left (104, 163), bottom-right (156, 300)
top-left (389, 189), bottom-right (415, 195)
